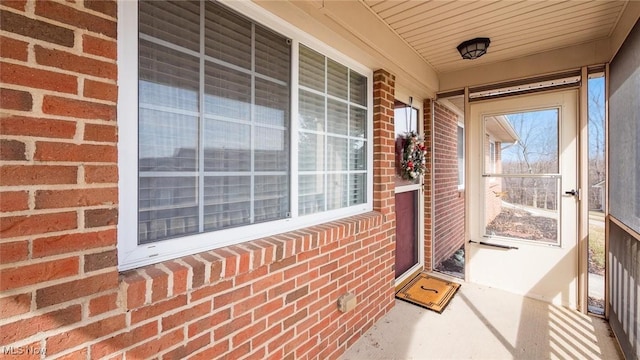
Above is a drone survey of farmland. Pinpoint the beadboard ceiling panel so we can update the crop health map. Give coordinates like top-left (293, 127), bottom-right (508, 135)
top-left (362, 0), bottom-right (630, 74)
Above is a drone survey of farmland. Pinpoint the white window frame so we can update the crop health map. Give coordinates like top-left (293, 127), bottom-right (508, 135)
top-left (118, 0), bottom-right (373, 271)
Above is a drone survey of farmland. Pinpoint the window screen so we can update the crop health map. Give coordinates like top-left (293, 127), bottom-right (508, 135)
top-left (138, 0), bottom-right (291, 243)
top-left (609, 20), bottom-right (640, 234)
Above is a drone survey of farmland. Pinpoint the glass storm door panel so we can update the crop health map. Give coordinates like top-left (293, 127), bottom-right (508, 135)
top-left (394, 101), bottom-right (421, 280)
top-left (468, 90), bottom-right (579, 308)
top-left (483, 110), bottom-right (561, 245)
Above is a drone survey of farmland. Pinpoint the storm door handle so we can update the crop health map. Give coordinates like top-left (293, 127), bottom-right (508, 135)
top-left (565, 189), bottom-right (579, 196)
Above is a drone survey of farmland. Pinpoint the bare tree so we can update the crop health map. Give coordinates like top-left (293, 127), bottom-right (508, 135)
top-left (588, 77), bottom-right (606, 210)
top-left (502, 111), bottom-right (558, 209)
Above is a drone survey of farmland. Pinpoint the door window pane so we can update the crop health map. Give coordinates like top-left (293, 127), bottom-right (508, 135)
top-left (483, 109), bottom-right (561, 245)
top-left (486, 110), bottom-right (559, 175)
top-left (394, 102), bottom-right (419, 186)
top-left (484, 176), bottom-right (559, 244)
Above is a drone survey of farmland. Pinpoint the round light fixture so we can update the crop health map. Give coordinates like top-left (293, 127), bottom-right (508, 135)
top-left (457, 37), bottom-right (491, 60)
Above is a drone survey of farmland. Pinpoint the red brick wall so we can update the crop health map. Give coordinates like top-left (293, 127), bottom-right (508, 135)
top-left (373, 70), bottom-right (397, 222)
top-left (432, 101), bottom-right (465, 268)
top-left (422, 99), bottom-right (433, 271)
top-left (0, 2), bottom-right (396, 359)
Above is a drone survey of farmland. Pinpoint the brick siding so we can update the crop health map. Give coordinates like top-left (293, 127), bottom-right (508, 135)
top-left (431, 101), bottom-right (465, 268)
top-left (0, 2), bottom-right (395, 359)
top-left (422, 99), bottom-right (434, 271)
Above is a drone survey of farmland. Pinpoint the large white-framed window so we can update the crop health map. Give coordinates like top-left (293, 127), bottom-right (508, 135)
top-left (118, 0), bottom-right (373, 270)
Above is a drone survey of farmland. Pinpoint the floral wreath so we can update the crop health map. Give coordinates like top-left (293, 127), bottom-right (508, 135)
top-left (400, 131), bottom-right (427, 180)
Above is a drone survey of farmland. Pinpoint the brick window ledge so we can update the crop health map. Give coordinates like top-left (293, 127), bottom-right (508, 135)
top-left (119, 212), bottom-right (384, 310)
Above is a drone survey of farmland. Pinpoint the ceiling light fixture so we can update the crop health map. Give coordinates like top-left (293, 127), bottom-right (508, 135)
top-left (457, 37), bottom-right (491, 60)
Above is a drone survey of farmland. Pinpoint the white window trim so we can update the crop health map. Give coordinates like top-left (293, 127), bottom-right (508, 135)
top-left (118, 0), bottom-right (373, 271)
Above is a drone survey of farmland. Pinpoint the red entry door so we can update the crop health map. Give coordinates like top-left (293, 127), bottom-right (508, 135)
top-left (395, 190), bottom-right (419, 278)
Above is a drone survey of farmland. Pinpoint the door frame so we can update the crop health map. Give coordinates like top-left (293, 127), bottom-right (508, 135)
top-left (393, 90), bottom-right (425, 286)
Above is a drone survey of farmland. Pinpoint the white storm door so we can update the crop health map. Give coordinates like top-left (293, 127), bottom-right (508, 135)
top-left (468, 90), bottom-right (579, 308)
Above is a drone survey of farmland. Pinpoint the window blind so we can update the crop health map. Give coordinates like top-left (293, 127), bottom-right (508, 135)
top-left (138, 0), bottom-right (291, 243)
top-left (298, 45), bottom-right (368, 215)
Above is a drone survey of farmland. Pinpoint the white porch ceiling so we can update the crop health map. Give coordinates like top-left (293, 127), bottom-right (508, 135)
top-left (257, 0), bottom-right (639, 96)
top-left (362, 0), bottom-right (630, 74)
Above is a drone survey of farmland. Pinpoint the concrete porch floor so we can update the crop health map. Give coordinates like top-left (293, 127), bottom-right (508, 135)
top-left (342, 278), bottom-right (622, 360)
